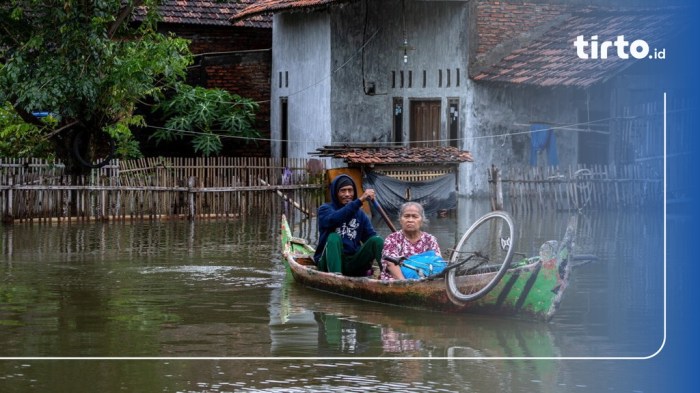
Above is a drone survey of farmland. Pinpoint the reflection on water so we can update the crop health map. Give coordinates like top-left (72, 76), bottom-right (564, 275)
top-left (0, 200), bottom-right (666, 391)
top-left (269, 276), bottom-right (560, 359)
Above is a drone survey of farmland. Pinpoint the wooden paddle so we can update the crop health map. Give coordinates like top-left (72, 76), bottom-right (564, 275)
top-left (372, 198), bottom-right (398, 232)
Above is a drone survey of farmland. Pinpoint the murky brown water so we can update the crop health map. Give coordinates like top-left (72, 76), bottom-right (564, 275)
top-left (0, 198), bottom-right (666, 392)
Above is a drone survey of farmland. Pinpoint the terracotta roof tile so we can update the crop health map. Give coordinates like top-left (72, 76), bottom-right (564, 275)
top-left (231, 0), bottom-right (351, 23)
top-left (312, 145), bottom-right (474, 165)
top-left (474, 9), bottom-right (681, 87)
top-left (135, 0), bottom-right (272, 28)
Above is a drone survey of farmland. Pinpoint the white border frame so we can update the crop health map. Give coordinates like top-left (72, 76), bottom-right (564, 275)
top-left (1, 94), bottom-right (667, 361)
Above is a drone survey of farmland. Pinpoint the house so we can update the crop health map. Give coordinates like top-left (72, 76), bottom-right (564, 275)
top-left (134, 0), bottom-right (273, 157)
top-left (470, 5), bottom-right (684, 181)
top-left (232, 0), bottom-right (685, 196)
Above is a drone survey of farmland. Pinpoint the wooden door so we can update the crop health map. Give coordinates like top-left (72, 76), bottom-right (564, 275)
top-left (410, 100), bottom-right (441, 147)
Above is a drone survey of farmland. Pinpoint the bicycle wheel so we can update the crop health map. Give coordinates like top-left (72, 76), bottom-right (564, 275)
top-left (445, 210), bottom-right (516, 304)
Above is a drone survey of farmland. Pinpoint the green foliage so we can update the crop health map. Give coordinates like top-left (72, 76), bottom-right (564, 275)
top-left (0, 103), bottom-right (55, 158)
top-left (154, 85), bottom-right (260, 156)
top-left (0, 0), bottom-right (259, 163)
top-left (104, 119), bottom-right (145, 159)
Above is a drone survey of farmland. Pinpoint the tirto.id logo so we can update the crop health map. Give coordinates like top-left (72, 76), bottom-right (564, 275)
top-left (574, 35), bottom-right (666, 60)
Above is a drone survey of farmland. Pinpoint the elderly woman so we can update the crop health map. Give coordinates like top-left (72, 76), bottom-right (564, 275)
top-left (381, 202), bottom-right (442, 280)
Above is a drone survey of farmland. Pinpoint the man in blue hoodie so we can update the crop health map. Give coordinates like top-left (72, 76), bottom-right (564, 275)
top-left (314, 174), bottom-right (384, 276)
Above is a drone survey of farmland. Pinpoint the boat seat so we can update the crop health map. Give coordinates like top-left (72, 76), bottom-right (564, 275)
top-left (295, 256), bottom-right (318, 270)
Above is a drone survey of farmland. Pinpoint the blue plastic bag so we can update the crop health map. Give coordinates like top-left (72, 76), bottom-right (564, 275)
top-left (400, 250), bottom-right (447, 279)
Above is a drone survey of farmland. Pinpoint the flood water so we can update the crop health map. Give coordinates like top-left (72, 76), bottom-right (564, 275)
top-left (0, 197), bottom-right (666, 392)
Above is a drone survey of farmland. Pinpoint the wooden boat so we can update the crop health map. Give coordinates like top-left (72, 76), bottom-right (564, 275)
top-left (280, 213), bottom-right (575, 322)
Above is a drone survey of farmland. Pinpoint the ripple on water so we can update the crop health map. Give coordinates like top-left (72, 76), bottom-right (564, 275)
top-left (136, 265), bottom-right (282, 288)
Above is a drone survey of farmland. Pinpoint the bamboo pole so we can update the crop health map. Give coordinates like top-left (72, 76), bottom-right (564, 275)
top-left (259, 178), bottom-right (311, 216)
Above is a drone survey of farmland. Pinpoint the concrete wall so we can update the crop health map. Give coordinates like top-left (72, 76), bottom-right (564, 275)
top-left (271, 12), bottom-right (332, 159)
top-left (326, 0), bottom-right (583, 196)
top-left (268, 1), bottom-right (581, 196)
top-left (329, 0), bottom-right (469, 144)
top-left (463, 83), bottom-right (580, 196)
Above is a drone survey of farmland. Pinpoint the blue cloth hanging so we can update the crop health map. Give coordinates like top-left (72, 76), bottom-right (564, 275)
top-left (530, 123), bottom-right (559, 167)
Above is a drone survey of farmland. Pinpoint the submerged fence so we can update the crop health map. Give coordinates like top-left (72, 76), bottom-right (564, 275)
top-left (0, 157), bottom-right (325, 223)
top-left (489, 164), bottom-right (663, 213)
top-left (2, 156), bottom-right (668, 222)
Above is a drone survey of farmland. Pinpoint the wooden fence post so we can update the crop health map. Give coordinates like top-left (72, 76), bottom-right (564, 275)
top-left (3, 177), bottom-right (13, 223)
top-left (489, 165), bottom-right (503, 211)
top-left (188, 176), bottom-right (197, 220)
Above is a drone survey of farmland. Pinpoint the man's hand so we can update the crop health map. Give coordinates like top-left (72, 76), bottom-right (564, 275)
top-left (359, 188), bottom-right (375, 203)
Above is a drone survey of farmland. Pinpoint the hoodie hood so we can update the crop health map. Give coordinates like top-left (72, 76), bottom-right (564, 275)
top-left (329, 174), bottom-right (357, 208)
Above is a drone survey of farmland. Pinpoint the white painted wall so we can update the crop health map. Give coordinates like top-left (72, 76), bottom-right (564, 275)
top-left (271, 12), bottom-right (332, 159)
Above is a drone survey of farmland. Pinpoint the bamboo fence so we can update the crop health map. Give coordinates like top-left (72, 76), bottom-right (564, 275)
top-left (490, 95), bottom-right (687, 213)
top-left (0, 157), bottom-right (325, 223)
top-left (0, 156), bottom-right (671, 222)
top-left (491, 164), bottom-right (664, 213)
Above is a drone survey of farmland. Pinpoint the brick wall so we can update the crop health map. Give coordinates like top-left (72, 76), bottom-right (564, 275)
top-left (476, 1), bottom-right (571, 56)
top-left (204, 61), bottom-right (271, 157)
top-left (158, 24), bottom-right (273, 157)
top-left (165, 25), bottom-right (272, 53)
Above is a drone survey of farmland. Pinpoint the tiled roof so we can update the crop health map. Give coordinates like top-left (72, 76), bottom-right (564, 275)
top-left (313, 145), bottom-right (474, 165)
top-left (136, 0), bottom-right (271, 28)
top-left (231, 0), bottom-right (350, 23)
top-left (473, 9), bottom-right (679, 87)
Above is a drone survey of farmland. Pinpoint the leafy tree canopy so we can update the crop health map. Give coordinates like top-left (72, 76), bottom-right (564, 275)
top-left (0, 0), bottom-right (259, 173)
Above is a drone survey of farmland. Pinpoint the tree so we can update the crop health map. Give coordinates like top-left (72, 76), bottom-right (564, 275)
top-left (0, 0), bottom-right (259, 175)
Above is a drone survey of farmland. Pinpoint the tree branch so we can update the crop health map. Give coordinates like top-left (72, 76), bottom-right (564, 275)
top-left (108, 0), bottom-right (145, 39)
top-left (12, 103), bottom-right (44, 128)
top-left (0, 22), bottom-right (21, 47)
top-left (12, 101), bottom-right (80, 139)
top-left (44, 120), bottom-right (81, 140)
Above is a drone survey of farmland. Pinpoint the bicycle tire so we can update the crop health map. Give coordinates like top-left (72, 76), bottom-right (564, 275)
top-left (445, 210), bottom-right (517, 304)
top-left (72, 129), bottom-right (115, 169)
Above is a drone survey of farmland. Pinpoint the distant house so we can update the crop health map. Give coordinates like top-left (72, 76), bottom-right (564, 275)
top-left (233, 0), bottom-right (683, 196)
top-left (469, 4), bottom-right (683, 181)
top-left (135, 0), bottom-right (273, 157)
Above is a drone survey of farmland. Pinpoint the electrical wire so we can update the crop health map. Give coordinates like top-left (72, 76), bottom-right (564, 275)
top-left (143, 105), bottom-right (678, 146)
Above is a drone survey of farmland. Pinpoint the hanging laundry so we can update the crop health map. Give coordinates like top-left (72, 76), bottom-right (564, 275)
top-left (530, 123), bottom-right (559, 167)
